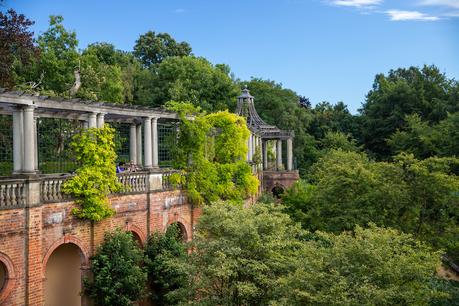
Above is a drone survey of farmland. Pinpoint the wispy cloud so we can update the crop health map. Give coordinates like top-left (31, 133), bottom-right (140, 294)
top-left (174, 8), bottom-right (186, 14)
top-left (386, 10), bottom-right (440, 21)
top-left (327, 0), bottom-right (383, 8)
top-left (419, 0), bottom-right (459, 8)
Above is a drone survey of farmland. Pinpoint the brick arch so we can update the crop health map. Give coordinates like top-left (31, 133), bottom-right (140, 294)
top-left (166, 217), bottom-right (189, 242)
top-left (125, 223), bottom-right (147, 247)
top-left (0, 252), bottom-right (16, 304)
top-left (42, 235), bottom-right (89, 278)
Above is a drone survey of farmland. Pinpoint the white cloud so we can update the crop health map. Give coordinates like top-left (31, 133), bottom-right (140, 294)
top-left (328, 0), bottom-right (383, 7)
top-left (419, 0), bottom-right (459, 8)
top-left (386, 10), bottom-right (440, 21)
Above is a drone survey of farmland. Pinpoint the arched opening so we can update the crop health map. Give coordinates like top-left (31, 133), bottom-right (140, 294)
top-left (130, 231), bottom-right (143, 248)
top-left (272, 185), bottom-right (284, 198)
top-left (0, 261), bottom-right (6, 292)
top-left (167, 222), bottom-right (187, 242)
top-left (45, 243), bottom-right (83, 306)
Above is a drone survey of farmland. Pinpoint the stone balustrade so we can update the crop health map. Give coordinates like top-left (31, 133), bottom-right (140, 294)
top-left (0, 179), bottom-right (26, 209)
top-left (117, 171), bottom-right (148, 194)
top-left (40, 175), bottom-right (73, 203)
top-left (0, 169), bottom-right (181, 208)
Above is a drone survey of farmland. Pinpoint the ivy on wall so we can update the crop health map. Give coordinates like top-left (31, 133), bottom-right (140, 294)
top-left (167, 101), bottom-right (259, 205)
top-left (63, 125), bottom-right (122, 221)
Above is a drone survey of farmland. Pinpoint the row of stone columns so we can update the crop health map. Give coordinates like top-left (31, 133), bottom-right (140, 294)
top-left (129, 118), bottom-right (159, 169)
top-left (12, 106), bottom-right (161, 174)
top-left (247, 133), bottom-right (262, 163)
top-left (261, 138), bottom-right (293, 171)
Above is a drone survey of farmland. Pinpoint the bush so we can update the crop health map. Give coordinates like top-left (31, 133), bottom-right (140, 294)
top-left (145, 224), bottom-right (187, 305)
top-left (85, 229), bottom-right (147, 306)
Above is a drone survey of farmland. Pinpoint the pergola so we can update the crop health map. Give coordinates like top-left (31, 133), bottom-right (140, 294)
top-left (236, 87), bottom-right (294, 171)
top-left (0, 89), bottom-right (178, 175)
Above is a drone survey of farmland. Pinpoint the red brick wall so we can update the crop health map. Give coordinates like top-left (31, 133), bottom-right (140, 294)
top-left (0, 190), bottom-right (198, 306)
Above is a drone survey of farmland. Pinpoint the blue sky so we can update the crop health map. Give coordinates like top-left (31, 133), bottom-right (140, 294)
top-left (5, 0), bottom-right (459, 113)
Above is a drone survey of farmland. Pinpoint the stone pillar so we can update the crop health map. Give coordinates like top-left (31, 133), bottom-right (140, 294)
top-left (252, 135), bottom-right (257, 157)
top-left (34, 117), bottom-right (38, 171)
top-left (263, 140), bottom-right (268, 170)
top-left (248, 133), bottom-right (253, 162)
top-left (129, 123), bottom-right (137, 164)
top-left (151, 118), bottom-right (159, 168)
top-left (23, 105), bottom-right (36, 174)
top-left (287, 138), bottom-right (293, 171)
top-left (276, 140), bottom-right (282, 170)
top-left (143, 117), bottom-right (152, 169)
top-left (136, 124), bottom-right (142, 166)
top-left (12, 108), bottom-right (23, 173)
top-left (88, 112), bottom-right (97, 128)
top-left (96, 113), bottom-right (105, 128)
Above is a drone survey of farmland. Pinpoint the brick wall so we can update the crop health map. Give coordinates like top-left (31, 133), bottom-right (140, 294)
top-left (0, 190), bottom-right (198, 306)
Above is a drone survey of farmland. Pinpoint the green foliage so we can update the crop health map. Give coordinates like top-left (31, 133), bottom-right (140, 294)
top-left (172, 202), bottom-right (305, 305)
top-left (281, 149), bottom-right (459, 262)
top-left (84, 229), bottom-right (147, 306)
top-left (167, 102), bottom-right (259, 205)
top-left (275, 225), bottom-right (447, 306)
top-left (62, 125), bottom-right (122, 221)
top-left (133, 31), bottom-right (192, 67)
top-left (389, 112), bottom-right (459, 159)
top-left (33, 15), bottom-right (80, 95)
top-left (360, 65), bottom-right (459, 159)
top-left (319, 131), bottom-right (361, 153)
top-left (149, 57), bottom-right (240, 111)
top-left (144, 224), bottom-right (187, 305)
top-left (169, 203), bottom-right (451, 305)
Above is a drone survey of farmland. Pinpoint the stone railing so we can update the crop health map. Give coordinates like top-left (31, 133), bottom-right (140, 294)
top-left (41, 175), bottom-right (73, 203)
top-left (118, 171), bottom-right (148, 194)
top-left (0, 179), bottom-right (26, 209)
top-left (0, 169), bottom-right (182, 207)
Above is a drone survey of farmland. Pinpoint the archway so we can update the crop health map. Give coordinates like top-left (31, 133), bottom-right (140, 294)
top-left (44, 243), bottom-right (84, 306)
top-left (167, 222), bottom-right (187, 242)
top-left (272, 185), bottom-right (285, 198)
top-left (130, 231), bottom-right (143, 248)
top-left (0, 262), bottom-right (6, 293)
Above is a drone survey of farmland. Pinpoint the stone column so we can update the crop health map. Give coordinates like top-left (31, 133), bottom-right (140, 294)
top-left (263, 140), bottom-right (268, 170)
top-left (151, 118), bottom-right (159, 168)
top-left (287, 138), bottom-right (293, 171)
top-left (143, 117), bottom-right (152, 169)
top-left (276, 140), bottom-right (282, 170)
top-left (88, 112), bottom-right (97, 128)
top-left (12, 108), bottom-right (23, 173)
top-left (129, 123), bottom-right (137, 164)
top-left (96, 113), bottom-right (105, 128)
top-left (136, 124), bottom-right (142, 166)
top-left (249, 134), bottom-right (254, 162)
top-left (252, 135), bottom-right (257, 157)
top-left (34, 117), bottom-right (38, 171)
top-left (23, 105), bottom-right (36, 173)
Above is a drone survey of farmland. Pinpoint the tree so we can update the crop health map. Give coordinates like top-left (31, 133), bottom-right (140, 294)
top-left (275, 225), bottom-right (450, 305)
top-left (360, 65), bottom-right (459, 159)
top-left (167, 102), bottom-right (259, 205)
top-left (144, 224), bottom-right (187, 305)
top-left (281, 149), bottom-right (459, 262)
top-left (30, 15), bottom-right (79, 95)
top-left (133, 31), bottom-right (191, 67)
top-left (0, 9), bottom-right (37, 88)
top-left (84, 229), bottom-right (147, 306)
top-left (144, 56), bottom-right (239, 111)
top-left (172, 202), bottom-right (305, 305)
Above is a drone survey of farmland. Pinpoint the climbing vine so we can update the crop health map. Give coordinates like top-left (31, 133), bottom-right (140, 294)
top-left (167, 101), bottom-right (259, 205)
top-left (62, 125), bottom-right (122, 221)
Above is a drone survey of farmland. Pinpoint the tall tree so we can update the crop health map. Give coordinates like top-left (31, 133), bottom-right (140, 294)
top-left (360, 65), bottom-right (459, 159)
top-left (142, 56), bottom-right (239, 111)
top-left (0, 9), bottom-right (37, 88)
top-left (133, 31), bottom-right (191, 67)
